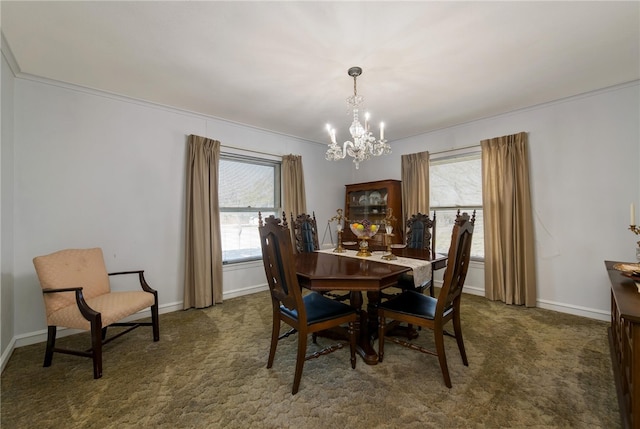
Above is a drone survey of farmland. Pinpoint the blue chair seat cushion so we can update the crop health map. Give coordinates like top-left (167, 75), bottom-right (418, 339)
top-left (379, 290), bottom-right (452, 320)
top-left (280, 292), bottom-right (356, 325)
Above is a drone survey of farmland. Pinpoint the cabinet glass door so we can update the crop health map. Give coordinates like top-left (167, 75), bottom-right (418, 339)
top-left (347, 187), bottom-right (389, 225)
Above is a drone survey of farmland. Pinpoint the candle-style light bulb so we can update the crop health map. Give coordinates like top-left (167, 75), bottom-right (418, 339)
top-left (326, 124), bottom-right (337, 144)
top-left (365, 112), bottom-right (370, 131)
top-left (380, 122), bottom-right (385, 140)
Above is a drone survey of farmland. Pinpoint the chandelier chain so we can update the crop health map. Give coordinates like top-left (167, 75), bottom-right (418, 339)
top-left (353, 74), bottom-right (357, 98)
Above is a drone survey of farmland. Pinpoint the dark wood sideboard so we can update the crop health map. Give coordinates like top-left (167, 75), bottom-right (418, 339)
top-left (606, 260), bottom-right (640, 429)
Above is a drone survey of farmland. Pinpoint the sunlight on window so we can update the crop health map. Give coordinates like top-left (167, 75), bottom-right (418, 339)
top-left (430, 152), bottom-right (484, 259)
top-left (219, 156), bottom-right (280, 264)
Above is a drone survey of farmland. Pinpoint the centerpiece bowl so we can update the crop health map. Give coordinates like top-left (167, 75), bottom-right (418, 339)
top-left (349, 220), bottom-right (380, 257)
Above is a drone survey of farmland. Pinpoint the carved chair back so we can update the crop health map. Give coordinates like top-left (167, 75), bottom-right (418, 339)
top-left (437, 210), bottom-right (475, 315)
top-left (291, 212), bottom-right (319, 253)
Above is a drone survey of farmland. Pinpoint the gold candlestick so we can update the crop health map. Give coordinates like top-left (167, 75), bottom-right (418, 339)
top-left (330, 209), bottom-right (346, 253)
top-left (630, 225), bottom-right (640, 246)
top-left (334, 229), bottom-right (345, 253)
top-left (382, 231), bottom-right (397, 260)
top-left (381, 208), bottom-right (399, 260)
top-left (630, 226), bottom-right (640, 263)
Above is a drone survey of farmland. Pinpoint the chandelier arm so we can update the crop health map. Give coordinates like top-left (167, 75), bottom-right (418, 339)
top-left (343, 141), bottom-right (355, 158)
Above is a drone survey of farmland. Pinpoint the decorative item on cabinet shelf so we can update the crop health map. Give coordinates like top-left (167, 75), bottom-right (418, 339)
top-left (369, 191), bottom-right (382, 205)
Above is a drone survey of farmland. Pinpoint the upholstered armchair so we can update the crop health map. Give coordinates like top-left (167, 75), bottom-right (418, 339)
top-left (33, 248), bottom-right (159, 379)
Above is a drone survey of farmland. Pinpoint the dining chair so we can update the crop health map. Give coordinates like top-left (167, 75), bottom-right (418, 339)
top-left (397, 211), bottom-right (438, 296)
top-left (291, 212), bottom-right (320, 254)
top-left (292, 211), bottom-right (350, 303)
top-left (377, 210), bottom-right (475, 388)
top-left (258, 212), bottom-right (357, 394)
top-left (32, 247), bottom-right (160, 379)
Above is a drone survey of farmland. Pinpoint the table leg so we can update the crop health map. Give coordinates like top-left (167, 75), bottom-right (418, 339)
top-left (350, 290), bottom-right (379, 365)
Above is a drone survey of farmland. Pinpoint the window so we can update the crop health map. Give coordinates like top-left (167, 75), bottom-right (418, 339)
top-left (219, 154), bottom-right (281, 264)
top-left (430, 151), bottom-right (484, 259)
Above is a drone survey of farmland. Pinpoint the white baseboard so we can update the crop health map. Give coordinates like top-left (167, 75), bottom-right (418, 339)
top-left (0, 336), bottom-right (16, 374)
top-left (461, 285), bottom-right (485, 296)
top-left (536, 299), bottom-right (609, 322)
top-left (443, 281), bottom-right (610, 322)
top-left (223, 283), bottom-right (269, 300)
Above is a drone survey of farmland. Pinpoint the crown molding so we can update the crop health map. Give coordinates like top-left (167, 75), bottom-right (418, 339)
top-left (1, 31), bottom-right (21, 77)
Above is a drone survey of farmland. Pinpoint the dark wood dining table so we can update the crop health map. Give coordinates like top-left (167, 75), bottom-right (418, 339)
top-left (295, 247), bottom-right (447, 365)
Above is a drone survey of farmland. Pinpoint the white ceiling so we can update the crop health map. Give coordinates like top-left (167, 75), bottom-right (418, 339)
top-left (2, 1), bottom-right (639, 145)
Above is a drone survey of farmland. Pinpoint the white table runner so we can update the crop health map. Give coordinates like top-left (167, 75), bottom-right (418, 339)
top-left (317, 248), bottom-right (431, 288)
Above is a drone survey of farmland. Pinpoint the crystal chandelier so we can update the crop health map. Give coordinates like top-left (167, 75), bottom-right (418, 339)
top-left (325, 67), bottom-right (391, 169)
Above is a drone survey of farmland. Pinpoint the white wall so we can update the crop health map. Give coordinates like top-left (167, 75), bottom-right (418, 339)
top-left (359, 81), bottom-right (640, 319)
top-left (1, 48), bottom-right (16, 369)
top-left (8, 76), bottom-right (350, 349)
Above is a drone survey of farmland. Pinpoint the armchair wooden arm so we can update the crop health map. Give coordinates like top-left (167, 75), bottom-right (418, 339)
top-left (109, 270), bottom-right (156, 294)
top-left (42, 286), bottom-right (100, 323)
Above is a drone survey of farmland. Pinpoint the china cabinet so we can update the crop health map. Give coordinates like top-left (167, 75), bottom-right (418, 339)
top-left (343, 179), bottom-right (402, 246)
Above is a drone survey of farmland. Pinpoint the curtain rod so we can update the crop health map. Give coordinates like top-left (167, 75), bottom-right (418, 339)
top-left (220, 144), bottom-right (280, 159)
top-left (429, 144), bottom-right (481, 156)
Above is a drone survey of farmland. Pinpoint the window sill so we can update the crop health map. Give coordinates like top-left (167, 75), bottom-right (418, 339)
top-left (223, 259), bottom-right (262, 269)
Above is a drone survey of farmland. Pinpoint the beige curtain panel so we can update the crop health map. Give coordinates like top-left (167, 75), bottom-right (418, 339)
top-left (183, 135), bottom-right (224, 309)
top-left (401, 151), bottom-right (430, 230)
top-left (282, 154), bottom-right (307, 220)
top-left (481, 132), bottom-right (537, 307)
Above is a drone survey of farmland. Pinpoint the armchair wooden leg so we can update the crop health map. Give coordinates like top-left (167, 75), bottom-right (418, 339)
top-left (43, 326), bottom-right (57, 367)
top-left (90, 317), bottom-right (103, 379)
top-left (151, 301), bottom-right (160, 341)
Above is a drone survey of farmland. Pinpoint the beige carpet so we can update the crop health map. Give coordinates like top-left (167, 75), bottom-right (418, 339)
top-left (1, 290), bottom-right (619, 429)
